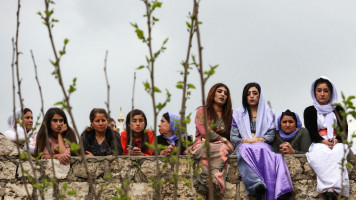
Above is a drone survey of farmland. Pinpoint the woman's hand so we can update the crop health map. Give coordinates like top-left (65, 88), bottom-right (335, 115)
top-left (322, 139), bottom-right (335, 149)
top-left (279, 142), bottom-right (295, 154)
top-left (85, 151), bottom-right (94, 157)
top-left (129, 147), bottom-right (145, 156)
top-left (160, 145), bottom-right (175, 156)
top-left (57, 154), bottom-right (70, 165)
top-left (59, 124), bottom-right (68, 135)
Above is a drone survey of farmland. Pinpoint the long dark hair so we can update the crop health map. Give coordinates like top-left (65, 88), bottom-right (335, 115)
top-left (242, 82), bottom-right (261, 120)
top-left (313, 78), bottom-right (333, 100)
top-left (125, 109), bottom-right (149, 153)
top-left (36, 107), bottom-right (77, 156)
top-left (206, 83), bottom-right (232, 139)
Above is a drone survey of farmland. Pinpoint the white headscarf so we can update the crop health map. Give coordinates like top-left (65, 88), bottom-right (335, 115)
top-left (4, 109), bottom-right (25, 141)
top-left (232, 86), bottom-right (276, 139)
top-left (311, 76), bottom-right (338, 139)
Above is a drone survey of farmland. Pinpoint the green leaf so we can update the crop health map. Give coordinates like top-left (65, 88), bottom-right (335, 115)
top-left (135, 29), bottom-right (145, 40)
top-left (67, 190), bottom-right (77, 196)
top-left (33, 184), bottom-right (41, 189)
top-left (152, 1), bottom-right (162, 10)
top-left (64, 38), bottom-right (69, 45)
top-left (62, 182), bottom-right (68, 191)
top-left (153, 86), bottom-right (161, 93)
top-left (137, 65), bottom-right (145, 70)
top-left (57, 194), bottom-right (66, 199)
top-left (186, 21), bottom-right (191, 28)
top-left (187, 83), bottom-right (196, 89)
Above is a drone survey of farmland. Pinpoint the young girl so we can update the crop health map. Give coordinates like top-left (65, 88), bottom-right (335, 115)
top-left (36, 108), bottom-right (77, 165)
top-left (120, 109), bottom-right (154, 156)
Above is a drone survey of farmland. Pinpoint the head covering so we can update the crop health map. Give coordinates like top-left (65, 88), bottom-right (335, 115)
top-left (311, 76), bottom-right (338, 139)
top-left (232, 85), bottom-right (276, 139)
top-left (277, 110), bottom-right (302, 141)
top-left (7, 109), bottom-right (22, 130)
top-left (161, 112), bottom-right (186, 146)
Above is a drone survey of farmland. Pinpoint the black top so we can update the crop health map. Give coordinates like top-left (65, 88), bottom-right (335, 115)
top-left (81, 128), bottom-right (123, 156)
top-left (157, 135), bottom-right (192, 155)
top-left (303, 105), bottom-right (347, 143)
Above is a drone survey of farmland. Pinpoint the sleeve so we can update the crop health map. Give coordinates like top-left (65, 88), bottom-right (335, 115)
top-left (120, 131), bottom-right (128, 155)
top-left (195, 107), bottom-right (222, 142)
top-left (263, 129), bottom-right (275, 144)
top-left (295, 128), bottom-right (312, 154)
top-left (304, 106), bottom-right (324, 143)
top-left (144, 131), bottom-right (154, 156)
top-left (230, 118), bottom-right (243, 155)
top-left (4, 130), bottom-right (17, 142)
top-left (271, 131), bottom-right (281, 153)
top-left (81, 133), bottom-right (90, 153)
top-left (335, 106), bottom-right (348, 143)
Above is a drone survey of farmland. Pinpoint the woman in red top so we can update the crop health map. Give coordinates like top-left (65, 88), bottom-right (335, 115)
top-left (120, 109), bottom-right (154, 156)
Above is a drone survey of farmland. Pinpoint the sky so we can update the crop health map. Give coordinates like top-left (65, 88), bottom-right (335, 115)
top-left (1, 0), bottom-right (355, 151)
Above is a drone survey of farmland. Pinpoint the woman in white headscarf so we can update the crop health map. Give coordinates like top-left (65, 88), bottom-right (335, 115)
top-left (231, 82), bottom-right (293, 200)
top-left (4, 108), bottom-right (36, 155)
top-left (304, 77), bottom-right (349, 199)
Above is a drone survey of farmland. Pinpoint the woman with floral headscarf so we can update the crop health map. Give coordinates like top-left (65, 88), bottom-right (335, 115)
top-left (272, 109), bottom-right (312, 154)
top-left (304, 77), bottom-right (349, 199)
top-left (157, 112), bottom-right (192, 156)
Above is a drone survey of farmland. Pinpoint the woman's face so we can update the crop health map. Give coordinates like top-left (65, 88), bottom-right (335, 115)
top-left (280, 115), bottom-right (297, 134)
top-left (109, 121), bottom-right (117, 132)
top-left (214, 86), bottom-right (228, 106)
top-left (50, 114), bottom-right (64, 134)
top-left (129, 114), bottom-right (145, 134)
top-left (315, 83), bottom-right (331, 105)
top-left (247, 86), bottom-right (260, 107)
top-left (158, 117), bottom-right (171, 136)
top-left (23, 111), bottom-right (33, 131)
top-left (91, 113), bottom-right (107, 134)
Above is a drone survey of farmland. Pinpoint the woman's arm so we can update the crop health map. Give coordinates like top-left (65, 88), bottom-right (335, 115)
top-left (195, 107), bottom-right (222, 141)
top-left (58, 124), bottom-right (68, 154)
top-left (304, 106), bottom-right (324, 143)
top-left (296, 128), bottom-right (312, 154)
top-left (263, 129), bottom-right (275, 144)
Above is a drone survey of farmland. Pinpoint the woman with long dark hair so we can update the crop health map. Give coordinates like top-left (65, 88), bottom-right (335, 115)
top-left (81, 108), bottom-right (122, 156)
top-left (36, 107), bottom-right (77, 165)
top-left (120, 109), bottom-right (154, 156)
top-left (304, 77), bottom-right (349, 199)
top-left (192, 83), bottom-right (234, 198)
top-left (231, 82), bottom-right (293, 199)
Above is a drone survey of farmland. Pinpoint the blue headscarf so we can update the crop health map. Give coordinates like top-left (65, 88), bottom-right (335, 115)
top-left (161, 112), bottom-right (186, 146)
top-left (277, 110), bottom-right (302, 141)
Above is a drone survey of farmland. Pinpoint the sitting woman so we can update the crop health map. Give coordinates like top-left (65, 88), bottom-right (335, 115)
top-left (120, 109), bottom-right (154, 156)
top-left (272, 109), bottom-right (312, 154)
top-left (231, 82), bottom-right (293, 199)
top-left (81, 108), bottom-right (122, 156)
top-left (36, 108), bottom-right (77, 165)
top-left (192, 83), bottom-right (234, 198)
top-left (304, 77), bottom-right (349, 199)
top-left (157, 112), bottom-right (191, 156)
top-left (4, 108), bottom-right (37, 155)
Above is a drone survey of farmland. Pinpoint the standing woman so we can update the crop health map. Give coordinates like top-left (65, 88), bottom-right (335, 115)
top-left (304, 77), bottom-right (349, 199)
top-left (81, 108), bottom-right (122, 156)
top-left (120, 109), bottom-right (154, 156)
top-left (36, 108), bottom-right (77, 165)
top-left (231, 82), bottom-right (293, 199)
top-left (192, 83), bottom-right (234, 198)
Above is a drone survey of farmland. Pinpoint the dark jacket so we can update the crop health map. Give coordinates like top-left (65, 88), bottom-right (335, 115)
top-left (303, 105), bottom-right (347, 143)
top-left (81, 128), bottom-right (123, 156)
top-left (272, 128), bottom-right (312, 154)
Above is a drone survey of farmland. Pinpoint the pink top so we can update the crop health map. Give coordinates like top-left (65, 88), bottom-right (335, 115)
top-left (41, 136), bottom-right (71, 159)
top-left (195, 107), bottom-right (210, 139)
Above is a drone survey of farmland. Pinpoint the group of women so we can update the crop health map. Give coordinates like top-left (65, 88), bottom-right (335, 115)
top-left (2, 76), bottom-right (350, 200)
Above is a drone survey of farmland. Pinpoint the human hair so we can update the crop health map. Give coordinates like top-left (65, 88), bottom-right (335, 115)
top-left (125, 109), bottom-right (148, 153)
top-left (280, 109), bottom-right (297, 124)
top-left (162, 112), bottom-right (170, 123)
top-left (23, 108), bottom-right (32, 116)
top-left (36, 107), bottom-right (77, 156)
top-left (242, 82), bottom-right (261, 119)
top-left (108, 118), bottom-right (115, 124)
top-left (313, 77), bottom-right (333, 99)
top-left (206, 83), bottom-right (232, 138)
top-left (84, 108), bottom-right (109, 132)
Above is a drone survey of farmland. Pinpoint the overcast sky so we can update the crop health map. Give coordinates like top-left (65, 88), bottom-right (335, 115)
top-left (1, 0), bottom-right (355, 151)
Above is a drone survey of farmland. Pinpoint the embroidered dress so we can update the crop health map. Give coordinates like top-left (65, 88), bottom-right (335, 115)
top-left (192, 107), bottom-right (232, 197)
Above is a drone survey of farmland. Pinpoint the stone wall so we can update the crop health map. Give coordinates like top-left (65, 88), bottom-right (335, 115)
top-left (0, 134), bottom-right (355, 200)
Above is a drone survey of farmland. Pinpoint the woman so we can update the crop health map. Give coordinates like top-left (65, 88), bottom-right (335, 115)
top-left (36, 107), bottom-right (77, 165)
top-left (304, 77), bottom-right (349, 199)
top-left (81, 108), bottom-right (122, 156)
top-left (192, 83), bottom-right (234, 198)
top-left (120, 109), bottom-right (154, 156)
top-left (231, 82), bottom-right (293, 199)
top-left (157, 112), bottom-right (191, 156)
top-left (272, 109), bottom-right (311, 154)
top-left (4, 108), bottom-right (36, 155)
